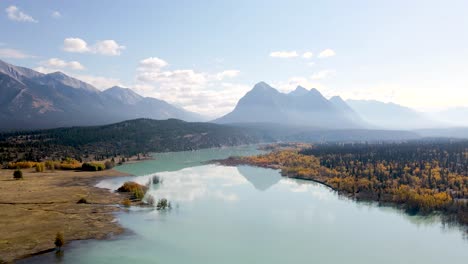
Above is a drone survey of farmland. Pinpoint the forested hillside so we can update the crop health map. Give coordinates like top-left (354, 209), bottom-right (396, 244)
top-left (218, 140), bottom-right (468, 226)
top-left (0, 118), bottom-right (263, 163)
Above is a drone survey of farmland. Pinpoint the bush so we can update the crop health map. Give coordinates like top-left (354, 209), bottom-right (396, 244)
top-left (121, 198), bottom-right (132, 207)
top-left (7, 161), bottom-right (37, 169)
top-left (117, 181), bottom-right (148, 201)
top-left (151, 175), bottom-right (162, 184)
top-left (35, 163), bottom-right (45, 172)
top-left (104, 160), bottom-right (115, 170)
top-left (77, 197), bottom-right (88, 204)
top-left (45, 160), bottom-right (56, 171)
top-left (58, 158), bottom-right (81, 170)
top-left (54, 232), bottom-right (64, 250)
top-left (13, 169), bottom-right (23, 180)
top-left (81, 162), bottom-right (105, 171)
top-left (156, 198), bottom-right (172, 210)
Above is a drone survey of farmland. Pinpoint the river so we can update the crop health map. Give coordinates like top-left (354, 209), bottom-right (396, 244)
top-left (24, 146), bottom-right (468, 263)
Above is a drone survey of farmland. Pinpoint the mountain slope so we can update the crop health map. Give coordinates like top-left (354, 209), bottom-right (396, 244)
top-left (214, 82), bottom-right (361, 129)
top-left (0, 118), bottom-right (265, 160)
top-left (346, 100), bottom-right (440, 130)
top-left (431, 107), bottom-right (468, 127)
top-left (329, 96), bottom-right (368, 126)
top-left (0, 59), bottom-right (202, 131)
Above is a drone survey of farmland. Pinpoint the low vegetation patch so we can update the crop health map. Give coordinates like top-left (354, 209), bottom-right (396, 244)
top-left (7, 161), bottom-right (38, 169)
top-left (156, 198), bottom-right (172, 210)
top-left (35, 162), bottom-right (45, 172)
top-left (81, 162), bottom-right (106, 171)
top-left (54, 232), bottom-right (64, 251)
top-left (13, 169), bottom-right (23, 180)
top-left (121, 198), bottom-right (132, 207)
top-left (117, 181), bottom-right (148, 200)
top-left (77, 197), bottom-right (88, 204)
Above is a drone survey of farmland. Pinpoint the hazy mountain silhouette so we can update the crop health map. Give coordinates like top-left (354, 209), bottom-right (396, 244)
top-left (431, 107), bottom-right (468, 127)
top-left (346, 99), bottom-right (442, 130)
top-left (0, 59), bottom-right (202, 131)
top-left (214, 82), bottom-right (362, 129)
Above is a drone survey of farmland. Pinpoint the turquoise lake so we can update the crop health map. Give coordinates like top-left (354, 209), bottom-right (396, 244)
top-left (25, 146), bottom-right (468, 263)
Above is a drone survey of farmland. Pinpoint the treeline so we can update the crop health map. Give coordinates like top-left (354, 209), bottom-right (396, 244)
top-left (0, 118), bottom-right (262, 165)
top-left (6, 158), bottom-right (115, 172)
top-left (230, 140), bottom-right (468, 226)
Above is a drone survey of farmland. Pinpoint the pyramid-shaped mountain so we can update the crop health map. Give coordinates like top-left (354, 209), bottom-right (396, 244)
top-left (214, 82), bottom-right (363, 129)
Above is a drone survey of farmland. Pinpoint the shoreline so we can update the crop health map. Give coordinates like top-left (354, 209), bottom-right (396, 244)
top-left (0, 167), bottom-right (134, 263)
top-left (212, 157), bottom-right (468, 231)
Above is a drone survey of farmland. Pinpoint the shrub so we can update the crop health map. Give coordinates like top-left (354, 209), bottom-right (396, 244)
top-left (81, 162), bottom-right (105, 171)
top-left (57, 158), bottom-right (82, 170)
top-left (45, 160), bottom-right (56, 171)
top-left (151, 175), bottom-right (162, 184)
top-left (104, 160), bottom-right (115, 170)
top-left (117, 181), bottom-right (148, 201)
top-left (122, 198), bottom-right (132, 207)
top-left (54, 232), bottom-right (64, 250)
top-left (35, 163), bottom-right (45, 172)
top-left (77, 197), bottom-right (88, 204)
top-left (156, 198), bottom-right (172, 210)
top-left (7, 161), bottom-right (37, 169)
top-left (13, 169), bottom-right (23, 180)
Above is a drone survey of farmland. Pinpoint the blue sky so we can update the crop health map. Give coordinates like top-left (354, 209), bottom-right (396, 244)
top-left (1, 0), bottom-right (468, 117)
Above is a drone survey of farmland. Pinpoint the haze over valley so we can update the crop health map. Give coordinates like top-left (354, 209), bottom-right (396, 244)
top-left (1, 59), bottom-right (467, 137)
top-left (1, 1), bottom-right (468, 263)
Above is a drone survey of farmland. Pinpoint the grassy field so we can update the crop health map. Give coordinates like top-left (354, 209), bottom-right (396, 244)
top-left (0, 168), bottom-right (130, 262)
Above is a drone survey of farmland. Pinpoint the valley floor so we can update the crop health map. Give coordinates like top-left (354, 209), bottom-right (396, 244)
top-left (0, 168), bottom-right (131, 263)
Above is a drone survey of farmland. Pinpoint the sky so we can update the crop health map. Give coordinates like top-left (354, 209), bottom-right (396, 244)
top-left (1, 0), bottom-right (468, 118)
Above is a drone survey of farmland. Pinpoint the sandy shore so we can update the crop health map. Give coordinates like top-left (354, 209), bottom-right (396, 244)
top-left (0, 168), bottom-right (131, 263)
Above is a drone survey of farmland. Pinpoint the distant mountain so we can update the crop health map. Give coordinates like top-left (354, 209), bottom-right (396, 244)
top-left (214, 82), bottom-right (362, 129)
top-left (103, 86), bottom-right (143, 105)
top-left (431, 107), bottom-right (468, 127)
top-left (0, 59), bottom-right (202, 131)
top-left (329, 96), bottom-right (368, 126)
top-left (416, 127), bottom-right (468, 139)
top-left (346, 99), bottom-right (440, 130)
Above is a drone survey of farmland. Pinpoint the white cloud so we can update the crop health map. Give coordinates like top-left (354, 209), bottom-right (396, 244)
top-left (93, 40), bottom-right (125, 56)
top-left (0, 48), bottom-right (33, 59)
top-left (73, 74), bottom-right (122, 89)
top-left (63, 38), bottom-right (89, 53)
top-left (311, 70), bottom-right (335, 80)
top-left (269, 51), bottom-right (299, 58)
top-left (40, 58), bottom-right (85, 71)
top-left (216, 70), bottom-right (240, 80)
top-left (5, 5), bottom-right (37, 23)
top-left (34, 67), bottom-right (122, 90)
top-left (135, 57), bottom-right (246, 117)
top-left (63, 38), bottom-right (125, 56)
top-left (51, 11), bottom-right (61, 18)
top-left (302, 51), bottom-right (313, 59)
top-left (318, 49), bottom-right (336, 58)
top-left (139, 57), bottom-right (168, 69)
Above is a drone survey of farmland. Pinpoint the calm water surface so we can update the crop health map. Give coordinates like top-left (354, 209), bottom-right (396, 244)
top-left (25, 146), bottom-right (467, 264)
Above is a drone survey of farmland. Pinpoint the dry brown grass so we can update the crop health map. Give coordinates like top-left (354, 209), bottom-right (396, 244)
top-left (0, 168), bottom-right (130, 262)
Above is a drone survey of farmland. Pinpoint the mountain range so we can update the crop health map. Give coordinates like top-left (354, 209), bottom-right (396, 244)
top-left (0, 59), bottom-right (466, 132)
top-left (214, 82), bottom-right (365, 129)
top-left (0, 59), bottom-right (201, 131)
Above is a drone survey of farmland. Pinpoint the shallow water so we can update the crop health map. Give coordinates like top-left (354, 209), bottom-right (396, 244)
top-left (24, 146), bottom-right (468, 264)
